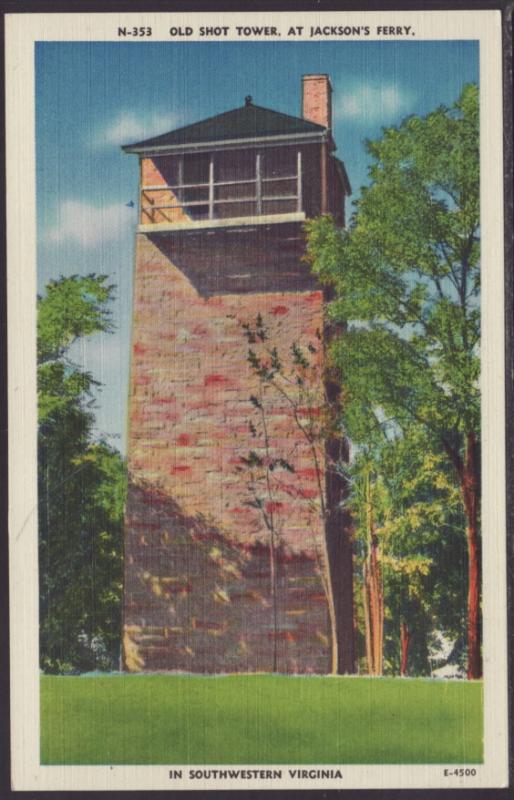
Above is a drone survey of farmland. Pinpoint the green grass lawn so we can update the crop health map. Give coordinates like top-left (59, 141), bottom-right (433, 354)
top-left (40, 674), bottom-right (483, 765)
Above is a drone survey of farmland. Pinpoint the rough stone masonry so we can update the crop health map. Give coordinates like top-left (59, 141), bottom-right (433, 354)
top-left (123, 75), bottom-right (349, 674)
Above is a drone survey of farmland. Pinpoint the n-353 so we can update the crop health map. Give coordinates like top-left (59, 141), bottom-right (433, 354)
top-left (118, 27), bottom-right (152, 37)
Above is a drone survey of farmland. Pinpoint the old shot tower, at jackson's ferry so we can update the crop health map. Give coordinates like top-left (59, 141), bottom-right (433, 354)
top-left (122, 74), bottom-right (353, 674)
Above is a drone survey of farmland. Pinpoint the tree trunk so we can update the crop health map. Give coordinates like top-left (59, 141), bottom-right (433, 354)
top-left (317, 517), bottom-right (339, 676)
top-left (444, 430), bottom-right (482, 680)
top-left (362, 569), bottom-right (373, 674)
top-left (369, 535), bottom-right (384, 676)
top-left (268, 528), bottom-right (279, 673)
top-left (461, 432), bottom-right (482, 680)
top-left (363, 538), bottom-right (384, 676)
top-left (400, 621), bottom-right (411, 676)
top-left (323, 290), bottom-right (357, 674)
top-left (362, 472), bottom-right (384, 676)
top-left (325, 432), bottom-right (357, 673)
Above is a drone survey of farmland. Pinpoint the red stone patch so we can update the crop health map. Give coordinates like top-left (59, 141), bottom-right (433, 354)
top-left (204, 374), bottom-right (230, 387)
top-left (265, 501), bottom-right (283, 514)
top-left (268, 630), bottom-right (297, 642)
top-left (296, 468), bottom-right (319, 479)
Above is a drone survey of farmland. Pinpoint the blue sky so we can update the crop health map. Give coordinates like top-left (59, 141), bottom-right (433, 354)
top-left (36, 40), bottom-right (478, 452)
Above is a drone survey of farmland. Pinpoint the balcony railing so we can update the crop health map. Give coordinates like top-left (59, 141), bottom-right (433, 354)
top-left (140, 151), bottom-right (303, 225)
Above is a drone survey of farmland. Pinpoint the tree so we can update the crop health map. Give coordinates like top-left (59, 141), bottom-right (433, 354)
top-left (381, 429), bottom-right (468, 677)
top-left (349, 454), bottom-right (385, 676)
top-left (239, 314), bottom-right (345, 674)
top-left (38, 275), bottom-right (126, 673)
top-left (306, 84), bottom-right (482, 678)
top-left (349, 423), bottom-right (467, 677)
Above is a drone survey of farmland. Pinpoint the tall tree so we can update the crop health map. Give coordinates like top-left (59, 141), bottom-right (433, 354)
top-left (349, 422), bottom-right (467, 677)
top-left (306, 84), bottom-right (481, 678)
top-left (239, 314), bottom-right (349, 674)
top-left (38, 275), bottom-right (126, 673)
top-left (348, 451), bottom-right (385, 675)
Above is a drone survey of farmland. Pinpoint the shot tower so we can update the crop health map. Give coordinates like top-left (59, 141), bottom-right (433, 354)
top-left (122, 75), bottom-right (351, 673)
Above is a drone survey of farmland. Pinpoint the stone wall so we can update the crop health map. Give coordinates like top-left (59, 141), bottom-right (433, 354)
top-left (140, 157), bottom-right (189, 225)
top-left (124, 232), bottom-right (331, 673)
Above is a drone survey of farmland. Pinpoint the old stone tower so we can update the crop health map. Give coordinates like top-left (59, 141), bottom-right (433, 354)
top-left (122, 74), bottom-right (351, 674)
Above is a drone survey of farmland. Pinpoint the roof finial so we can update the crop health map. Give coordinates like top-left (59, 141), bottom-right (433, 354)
top-left (245, 95), bottom-right (253, 106)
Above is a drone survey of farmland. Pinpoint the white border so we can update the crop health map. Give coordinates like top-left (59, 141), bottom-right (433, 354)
top-left (7, 9), bottom-right (508, 791)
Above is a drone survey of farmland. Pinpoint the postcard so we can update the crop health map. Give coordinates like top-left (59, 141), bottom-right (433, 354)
top-left (6, 7), bottom-right (509, 792)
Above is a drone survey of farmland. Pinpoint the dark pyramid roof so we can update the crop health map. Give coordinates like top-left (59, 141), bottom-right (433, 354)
top-left (122, 98), bottom-right (326, 152)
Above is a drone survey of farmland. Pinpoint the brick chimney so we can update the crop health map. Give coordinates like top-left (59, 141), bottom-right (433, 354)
top-left (302, 74), bottom-right (332, 129)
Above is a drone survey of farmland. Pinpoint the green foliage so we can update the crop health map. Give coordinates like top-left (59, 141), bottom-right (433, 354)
top-left (305, 84), bottom-right (480, 453)
top-left (349, 427), bottom-right (466, 675)
top-left (38, 274), bottom-right (114, 363)
top-left (38, 275), bottom-right (126, 674)
top-left (306, 84), bottom-right (480, 675)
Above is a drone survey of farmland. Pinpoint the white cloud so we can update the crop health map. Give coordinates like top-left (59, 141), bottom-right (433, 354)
top-left (336, 82), bottom-right (413, 125)
top-left (46, 200), bottom-right (133, 248)
top-left (92, 110), bottom-right (178, 148)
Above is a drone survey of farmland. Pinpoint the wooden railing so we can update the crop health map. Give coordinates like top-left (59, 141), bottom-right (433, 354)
top-left (140, 151), bottom-right (303, 224)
